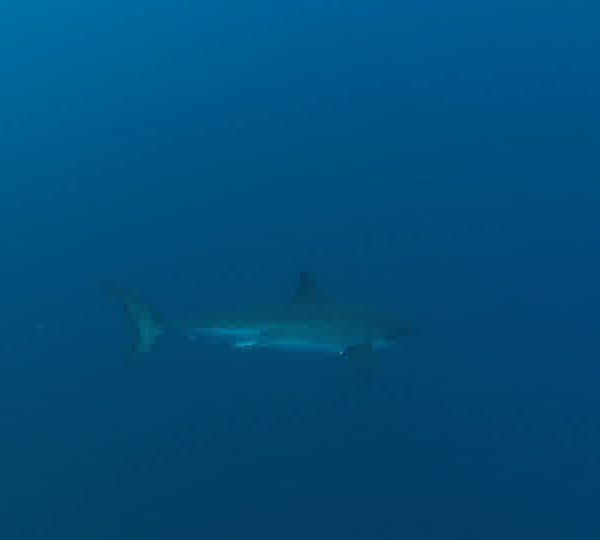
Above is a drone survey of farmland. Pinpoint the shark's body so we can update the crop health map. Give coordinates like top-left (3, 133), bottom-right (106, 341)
top-left (187, 303), bottom-right (409, 354)
top-left (113, 272), bottom-right (415, 359)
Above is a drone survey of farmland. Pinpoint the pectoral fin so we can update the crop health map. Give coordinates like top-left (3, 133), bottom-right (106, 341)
top-left (342, 343), bottom-right (381, 380)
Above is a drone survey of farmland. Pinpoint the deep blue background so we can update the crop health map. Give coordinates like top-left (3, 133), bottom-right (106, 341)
top-left (1, 1), bottom-right (599, 538)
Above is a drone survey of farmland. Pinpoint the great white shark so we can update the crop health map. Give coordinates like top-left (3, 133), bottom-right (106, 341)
top-left (111, 272), bottom-right (416, 360)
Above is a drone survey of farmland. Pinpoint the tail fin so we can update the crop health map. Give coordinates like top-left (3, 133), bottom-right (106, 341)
top-left (106, 284), bottom-right (165, 358)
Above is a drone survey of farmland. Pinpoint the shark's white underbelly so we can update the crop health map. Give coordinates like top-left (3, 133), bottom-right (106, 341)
top-left (192, 326), bottom-right (348, 354)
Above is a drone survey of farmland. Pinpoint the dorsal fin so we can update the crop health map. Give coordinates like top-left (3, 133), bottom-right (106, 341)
top-left (292, 271), bottom-right (325, 304)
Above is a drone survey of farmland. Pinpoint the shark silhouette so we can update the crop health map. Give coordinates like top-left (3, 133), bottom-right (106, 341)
top-left (110, 272), bottom-right (416, 361)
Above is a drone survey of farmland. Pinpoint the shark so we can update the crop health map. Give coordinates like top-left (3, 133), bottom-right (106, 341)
top-left (110, 272), bottom-right (416, 361)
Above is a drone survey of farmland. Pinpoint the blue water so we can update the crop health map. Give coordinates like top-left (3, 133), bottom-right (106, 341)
top-left (2, 1), bottom-right (599, 538)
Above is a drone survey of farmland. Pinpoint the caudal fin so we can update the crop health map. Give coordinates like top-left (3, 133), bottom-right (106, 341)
top-left (106, 284), bottom-right (165, 358)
